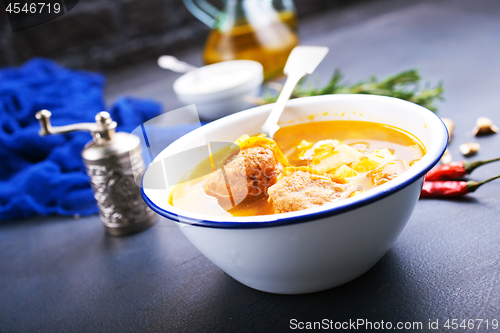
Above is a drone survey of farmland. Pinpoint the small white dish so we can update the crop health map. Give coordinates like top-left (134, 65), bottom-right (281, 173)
top-left (142, 94), bottom-right (448, 294)
top-left (173, 60), bottom-right (263, 120)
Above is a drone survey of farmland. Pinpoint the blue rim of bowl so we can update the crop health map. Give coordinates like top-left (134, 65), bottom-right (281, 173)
top-left (141, 97), bottom-right (449, 229)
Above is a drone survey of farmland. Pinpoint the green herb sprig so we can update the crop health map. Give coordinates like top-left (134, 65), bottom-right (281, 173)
top-left (260, 69), bottom-right (444, 112)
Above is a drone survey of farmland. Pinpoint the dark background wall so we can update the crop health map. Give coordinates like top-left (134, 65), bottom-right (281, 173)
top-left (0, 0), bottom-right (370, 71)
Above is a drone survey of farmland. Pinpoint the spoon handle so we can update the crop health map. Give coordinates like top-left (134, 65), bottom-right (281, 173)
top-left (261, 72), bottom-right (305, 139)
top-left (157, 55), bottom-right (198, 73)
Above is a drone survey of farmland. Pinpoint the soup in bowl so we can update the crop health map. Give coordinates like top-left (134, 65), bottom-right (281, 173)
top-left (142, 94), bottom-right (448, 294)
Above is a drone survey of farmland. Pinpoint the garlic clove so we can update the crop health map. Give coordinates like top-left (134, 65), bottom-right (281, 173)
top-left (472, 117), bottom-right (499, 136)
top-left (459, 142), bottom-right (480, 156)
top-left (440, 148), bottom-right (452, 164)
top-left (441, 118), bottom-right (455, 143)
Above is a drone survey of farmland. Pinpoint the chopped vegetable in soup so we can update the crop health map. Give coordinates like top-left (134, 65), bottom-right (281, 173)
top-left (170, 121), bottom-right (425, 217)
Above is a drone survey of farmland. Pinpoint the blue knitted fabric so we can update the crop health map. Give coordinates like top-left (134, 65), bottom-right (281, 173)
top-left (0, 59), bottom-right (163, 221)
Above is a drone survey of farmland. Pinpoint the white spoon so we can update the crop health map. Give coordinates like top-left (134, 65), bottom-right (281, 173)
top-left (157, 55), bottom-right (198, 73)
top-left (261, 46), bottom-right (329, 139)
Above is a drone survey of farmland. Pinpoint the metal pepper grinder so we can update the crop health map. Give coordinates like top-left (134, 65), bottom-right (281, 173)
top-left (35, 110), bottom-right (157, 236)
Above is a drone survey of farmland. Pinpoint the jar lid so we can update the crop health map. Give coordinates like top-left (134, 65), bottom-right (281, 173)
top-left (173, 60), bottom-right (263, 102)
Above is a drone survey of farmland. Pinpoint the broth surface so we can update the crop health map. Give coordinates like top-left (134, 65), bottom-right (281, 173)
top-left (171, 121), bottom-right (425, 217)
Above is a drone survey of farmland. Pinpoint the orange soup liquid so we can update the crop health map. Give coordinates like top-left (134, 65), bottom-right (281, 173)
top-left (170, 121), bottom-right (426, 218)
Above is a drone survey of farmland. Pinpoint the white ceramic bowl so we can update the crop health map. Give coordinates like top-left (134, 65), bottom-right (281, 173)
top-left (142, 94), bottom-right (448, 294)
top-left (173, 60), bottom-right (263, 120)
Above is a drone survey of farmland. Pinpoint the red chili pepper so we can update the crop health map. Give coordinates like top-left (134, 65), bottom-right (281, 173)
top-left (425, 157), bottom-right (500, 181)
top-left (420, 174), bottom-right (500, 198)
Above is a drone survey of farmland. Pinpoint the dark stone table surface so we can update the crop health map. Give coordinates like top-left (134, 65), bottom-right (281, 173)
top-left (2, 0), bottom-right (500, 332)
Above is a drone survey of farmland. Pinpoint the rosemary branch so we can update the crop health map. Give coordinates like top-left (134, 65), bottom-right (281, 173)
top-left (260, 69), bottom-right (444, 112)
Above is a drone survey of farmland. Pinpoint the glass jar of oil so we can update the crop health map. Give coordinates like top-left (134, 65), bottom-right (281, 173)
top-left (183, 0), bottom-right (299, 80)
